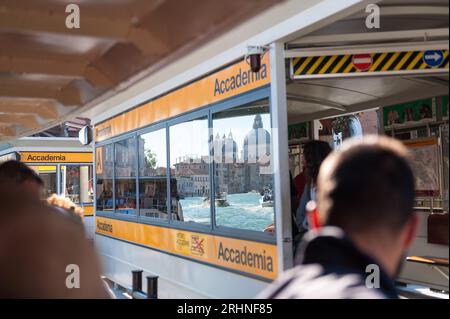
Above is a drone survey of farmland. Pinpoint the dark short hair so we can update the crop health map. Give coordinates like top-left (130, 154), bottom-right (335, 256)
top-left (0, 160), bottom-right (44, 186)
top-left (317, 136), bottom-right (415, 233)
top-left (303, 141), bottom-right (332, 185)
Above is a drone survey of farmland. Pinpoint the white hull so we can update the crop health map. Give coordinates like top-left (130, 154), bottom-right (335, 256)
top-left (95, 234), bottom-right (269, 298)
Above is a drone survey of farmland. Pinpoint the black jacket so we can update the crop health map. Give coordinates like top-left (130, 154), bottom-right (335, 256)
top-left (259, 227), bottom-right (398, 299)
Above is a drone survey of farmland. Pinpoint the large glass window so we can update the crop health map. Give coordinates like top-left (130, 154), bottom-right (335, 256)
top-left (170, 116), bottom-right (210, 225)
top-left (96, 145), bottom-right (113, 212)
top-left (115, 137), bottom-right (137, 215)
top-left (212, 99), bottom-right (274, 232)
top-left (62, 165), bottom-right (94, 206)
top-left (138, 128), bottom-right (169, 220)
top-left (29, 165), bottom-right (57, 199)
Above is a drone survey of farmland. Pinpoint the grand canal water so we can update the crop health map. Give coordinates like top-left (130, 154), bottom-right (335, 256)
top-left (179, 192), bottom-right (274, 232)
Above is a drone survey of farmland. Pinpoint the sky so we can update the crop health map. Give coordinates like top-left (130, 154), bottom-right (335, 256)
top-left (139, 113), bottom-right (272, 168)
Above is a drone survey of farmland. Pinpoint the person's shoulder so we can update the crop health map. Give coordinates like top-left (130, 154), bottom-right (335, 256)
top-left (257, 264), bottom-right (386, 299)
top-left (257, 265), bottom-right (320, 298)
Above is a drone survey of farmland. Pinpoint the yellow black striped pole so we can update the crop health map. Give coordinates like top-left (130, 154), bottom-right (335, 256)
top-left (291, 50), bottom-right (449, 78)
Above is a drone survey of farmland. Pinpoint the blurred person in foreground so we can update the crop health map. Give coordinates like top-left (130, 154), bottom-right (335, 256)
top-left (47, 194), bottom-right (84, 224)
top-left (0, 184), bottom-right (110, 298)
top-left (0, 160), bottom-right (44, 198)
top-left (259, 136), bottom-right (418, 299)
top-left (0, 160), bottom-right (83, 224)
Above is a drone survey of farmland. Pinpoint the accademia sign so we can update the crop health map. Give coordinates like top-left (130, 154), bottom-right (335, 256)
top-left (20, 152), bottom-right (93, 163)
top-left (214, 63), bottom-right (268, 96)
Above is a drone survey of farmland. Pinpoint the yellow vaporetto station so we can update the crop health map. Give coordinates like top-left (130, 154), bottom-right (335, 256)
top-left (0, 137), bottom-right (95, 237)
top-left (87, 1), bottom-right (449, 299)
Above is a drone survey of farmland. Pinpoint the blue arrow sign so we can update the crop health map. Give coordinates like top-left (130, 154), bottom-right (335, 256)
top-left (423, 50), bottom-right (445, 68)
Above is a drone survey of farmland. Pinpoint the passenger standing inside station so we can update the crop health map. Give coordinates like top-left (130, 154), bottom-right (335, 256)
top-left (259, 136), bottom-right (418, 299)
top-left (264, 141), bottom-right (331, 251)
top-left (295, 141), bottom-right (332, 239)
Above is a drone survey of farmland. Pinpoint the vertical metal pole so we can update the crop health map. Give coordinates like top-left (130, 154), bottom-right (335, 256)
top-left (270, 42), bottom-right (293, 274)
top-left (208, 110), bottom-right (216, 231)
top-left (56, 164), bottom-right (61, 195)
top-left (146, 275), bottom-right (158, 299)
top-left (112, 143), bottom-right (116, 212)
top-left (135, 135), bottom-right (140, 218)
top-left (132, 270), bottom-right (143, 292)
top-left (377, 108), bottom-right (385, 135)
top-left (312, 120), bottom-right (320, 140)
top-left (166, 124), bottom-right (172, 223)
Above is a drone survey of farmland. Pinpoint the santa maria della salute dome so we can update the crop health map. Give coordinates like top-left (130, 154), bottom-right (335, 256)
top-left (243, 114), bottom-right (271, 163)
top-left (214, 114), bottom-right (271, 164)
top-left (212, 113), bottom-right (272, 194)
top-left (214, 132), bottom-right (238, 163)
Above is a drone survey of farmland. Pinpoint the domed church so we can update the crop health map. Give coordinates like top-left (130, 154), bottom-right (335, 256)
top-left (243, 114), bottom-right (271, 164)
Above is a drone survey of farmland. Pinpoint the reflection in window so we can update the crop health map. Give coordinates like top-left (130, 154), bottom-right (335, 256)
top-left (115, 138), bottom-right (137, 214)
top-left (138, 129), bottom-right (168, 220)
top-left (115, 179), bottom-right (137, 215)
top-left (29, 166), bottom-right (57, 199)
top-left (139, 179), bottom-right (167, 219)
top-left (96, 145), bottom-right (113, 211)
top-left (115, 138), bottom-right (137, 177)
top-left (170, 117), bottom-right (210, 225)
top-left (212, 99), bottom-right (274, 232)
top-left (63, 165), bottom-right (94, 205)
top-left (139, 129), bottom-right (167, 177)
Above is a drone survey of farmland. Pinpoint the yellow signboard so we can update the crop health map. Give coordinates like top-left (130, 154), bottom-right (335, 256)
top-left (83, 205), bottom-right (94, 217)
top-left (95, 55), bottom-right (271, 142)
top-left (20, 152), bottom-right (93, 164)
top-left (96, 217), bottom-right (277, 280)
top-left (29, 165), bottom-right (57, 173)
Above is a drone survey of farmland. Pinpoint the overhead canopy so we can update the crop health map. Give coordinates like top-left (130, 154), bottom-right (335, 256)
top-left (0, 0), bottom-right (283, 141)
top-left (287, 0), bottom-right (449, 49)
top-left (285, 0), bottom-right (449, 123)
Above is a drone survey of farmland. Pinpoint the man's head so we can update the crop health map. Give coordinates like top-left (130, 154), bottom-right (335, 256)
top-left (0, 161), bottom-right (44, 198)
top-left (0, 184), bottom-right (108, 298)
top-left (316, 135), bottom-right (418, 278)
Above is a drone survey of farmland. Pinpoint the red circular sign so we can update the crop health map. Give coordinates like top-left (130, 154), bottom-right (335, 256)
top-left (352, 54), bottom-right (373, 71)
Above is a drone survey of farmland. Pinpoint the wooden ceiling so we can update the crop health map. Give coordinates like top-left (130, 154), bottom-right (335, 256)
top-left (0, 0), bottom-right (283, 141)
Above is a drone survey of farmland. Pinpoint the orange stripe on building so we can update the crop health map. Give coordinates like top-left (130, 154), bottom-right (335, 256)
top-left (83, 205), bottom-right (94, 216)
top-left (94, 56), bottom-right (271, 142)
top-left (96, 216), bottom-right (278, 280)
top-left (404, 138), bottom-right (439, 148)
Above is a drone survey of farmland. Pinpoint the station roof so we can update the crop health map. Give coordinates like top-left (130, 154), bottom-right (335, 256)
top-left (287, 0), bottom-right (449, 49)
top-left (284, 0), bottom-right (449, 122)
top-left (0, 0), bottom-right (283, 141)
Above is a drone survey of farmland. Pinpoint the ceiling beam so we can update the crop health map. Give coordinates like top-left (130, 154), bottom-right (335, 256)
top-left (0, 114), bottom-right (39, 129)
top-left (0, 103), bottom-right (59, 120)
top-left (0, 7), bottom-right (169, 56)
top-left (0, 56), bottom-right (85, 77)
top-left (349, 5), bottom-right (449, 19)
top-left (0, 56), bottom-right (115, 87)
top-left (0, 125), bottom-right (16, 137)
top-left (288, 28), bottom-right (449, 47)
top-left (0, 82), bottom-right (61, 103)
top-left (287, 93), bottom-right (348, 111)
top-left (87, 43), bottom-right (153, 85)
top-left (0, 76), bottom-right (102, 106)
